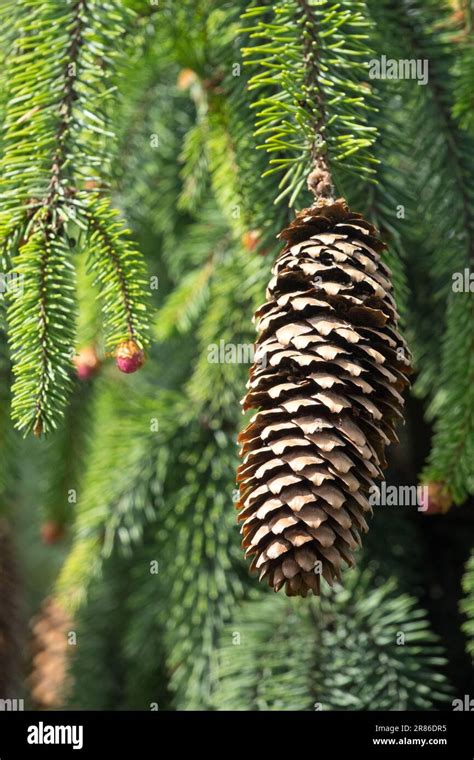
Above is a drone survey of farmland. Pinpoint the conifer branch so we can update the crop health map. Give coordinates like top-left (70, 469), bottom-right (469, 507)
top-left (213, 571), bottom-right (450, 710)
top-left (56, 381), bottom-right (167, 611)
top-left (0, 0), bottom-right (150, 434)
top-left (296, 0), bottom-right (334, 198)
top-left (8, 215), bottom-right (76, 436)
top-left (45, 0), bottom-right (87, 207)
top-left (421, 293), bottom-right (474, 504)
top-left (241, 0), bottom-right (378, 206)
top-left (84, 195), bottom-right (149, 348)
top-left (461, 551), bottom-right (474, 657)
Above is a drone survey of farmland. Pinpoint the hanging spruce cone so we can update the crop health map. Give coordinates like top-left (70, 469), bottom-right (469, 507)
top-left (0, 519), bottom-right (21, 698)
top-left (237, 199), bottom-right (411, 596)
top-left (29, 597), bottom-right (73, 708)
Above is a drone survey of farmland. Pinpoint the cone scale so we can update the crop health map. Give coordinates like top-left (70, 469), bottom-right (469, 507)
top-left (237, 199), bottom-right (411, 597)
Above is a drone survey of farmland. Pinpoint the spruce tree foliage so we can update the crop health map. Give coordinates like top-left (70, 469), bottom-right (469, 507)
top-left (0, 0), bottom-right (150, 436)
top-left (241, 0), bottom-right (378, 205)
top-left (212, 570), bottom-right (449, 710)
top-left (422, 293), bottom-right (474, 503)
top-left (367, 0), bottom-right (474, 448)
top-left (461, 551), bottom-right (474, 658)
top-left (0, 0), bottom-right (472, 710)
top-left (67, 549), bottom-right (171, 710)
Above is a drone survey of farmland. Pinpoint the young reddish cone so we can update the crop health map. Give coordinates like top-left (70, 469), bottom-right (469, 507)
top-left (177, 68), bottom-right (198, 91)
top-left (115, 339), bottom-right (145, 374)
top-left (41, 521), bottom-right (65, 545)
top-left (242, 229), bottom-right (261, 252)
top-left (73, 346), bottom-right (100, 381)
top-left (419, 482), bottom-right (453, 515)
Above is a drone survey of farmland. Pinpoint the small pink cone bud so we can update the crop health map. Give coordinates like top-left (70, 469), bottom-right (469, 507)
top-left (115, 340), bottom-right (145, 374)
top-left (74, 346), bottom-right (100, 380)
top-left (177, 68), bottom-right (198, 90)
top-left (419, 482), bottom-right (453, 515)
top-left (242, 229), bottom-right (261, 252)
top-left (41, 521), bottom-right (65, 545)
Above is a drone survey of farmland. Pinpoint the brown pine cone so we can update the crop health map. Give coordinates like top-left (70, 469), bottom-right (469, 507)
top-left (237, 199), bottom-right (411, 597)
top-left (28, 597), bottom-right (73, 708)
